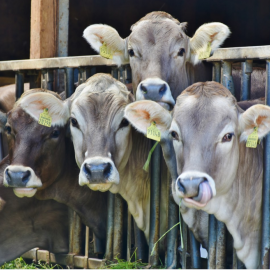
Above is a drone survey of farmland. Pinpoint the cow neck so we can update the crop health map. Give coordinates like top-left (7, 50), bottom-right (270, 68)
top-left (36, 138), bottom-right (107, 239)
top-left (205, 142), bottom-right (263, 268)
top-left (117, 128), bottom-right (151, 238)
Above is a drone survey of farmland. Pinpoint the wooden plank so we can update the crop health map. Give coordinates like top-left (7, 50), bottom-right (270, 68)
top-left (30, 0), bottom-right (58, 59)
top-left (0, 55), bottom-right (119, 71)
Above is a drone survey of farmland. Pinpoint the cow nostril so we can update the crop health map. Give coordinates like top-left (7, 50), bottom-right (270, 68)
top-left (140, 84), bottom-right (147, 94)
top-left (84, 163), bottom-right (92, 177)
top-left (22, 170), bottom-right (31, 184)
top-left (103, 163), bottom-right (112, 178)
top-left (159, 84), bottom-right (167, 95)
top-left (177, 179), bottom-right (186, 194)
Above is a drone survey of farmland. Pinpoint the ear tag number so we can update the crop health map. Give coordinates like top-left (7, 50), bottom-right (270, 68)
top-left (100, 42), bottom-right (113, 59)
top-left (246, 127), bottom-right (258, 148)
top-left (198, 42), bottom-right (212, 60)
top-left (147, 121), bottom-right (161, 142)
top-left (38, 108), bottom-right (52, 127)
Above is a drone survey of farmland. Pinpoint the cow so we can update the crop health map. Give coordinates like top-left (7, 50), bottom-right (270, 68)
top-left (2, 89), bottom-right (108, 249)
top-left (124, 81), bottom-right (270, 268)
top-left (0, 156), bottom-right (69, 265)
top-left (67, 73), bottom-right (210, 254)
top-left (83, 11), bottom-right (230, 109)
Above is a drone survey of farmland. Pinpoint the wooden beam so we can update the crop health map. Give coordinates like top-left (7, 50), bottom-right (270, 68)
top-left (30, 0), bottom-right (58, 59)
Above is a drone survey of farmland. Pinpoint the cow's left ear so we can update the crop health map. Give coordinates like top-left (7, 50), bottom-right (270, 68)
top-left (124, 100), bottom-right (172, 135)
top-left (239, 104), bottom-right (270, 141)
top-left (189, 22), bottom-right (231, 65)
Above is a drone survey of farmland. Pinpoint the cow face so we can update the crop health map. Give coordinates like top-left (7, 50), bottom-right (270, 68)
top-left (3, 90), bottom-right (69, 198)
top-left (125, 82), bottom-right (270, 210)
top-left (69, 74), bottom-right (134, 193)
top-left (83, 12), bottom-right (230, 110)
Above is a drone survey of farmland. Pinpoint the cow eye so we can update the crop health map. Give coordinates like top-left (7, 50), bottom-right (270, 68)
top-left (51, 130), bottom-right (60, 139)
top-left (70, 117), bottom-right (78, 127)
top-left (128, 49), bottom-right (135, 57)
top-left (171, 131), bottom-right (179, 141)
top-left (222, 133), bottom-right (234, 142)
top-left (119, 118), bottom-right (129, 129)
top-left (5, 126), bottom-right (11, 135)
top-left (178, 48), bottom-right (185, 57)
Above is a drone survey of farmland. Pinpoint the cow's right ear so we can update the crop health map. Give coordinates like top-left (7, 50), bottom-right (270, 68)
top-left (124, 100), bottom-right (172, 135)
top-left (83, 24), bottom-right (128, 66)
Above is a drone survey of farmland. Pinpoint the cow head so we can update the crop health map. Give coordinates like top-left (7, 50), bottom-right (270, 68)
top-left (125, 81), bottom-right (270, 210)
top-left (69, 73), bottom-right (134, 193)
top-left (83, 11), bottom-right (230, 110)
top-left (3, 89), bottom-right (69, 198)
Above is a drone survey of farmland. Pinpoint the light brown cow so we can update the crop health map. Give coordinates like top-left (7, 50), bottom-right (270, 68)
top-left (83, 12), bottom-right (230, 109)
top-left (68, 73), bottom-right (209, 250)
top-left (125, 81), bottom-right (270, 268)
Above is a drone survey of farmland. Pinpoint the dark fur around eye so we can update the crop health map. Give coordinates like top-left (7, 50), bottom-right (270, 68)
top-left (51, 130), bottom-right (60, 139)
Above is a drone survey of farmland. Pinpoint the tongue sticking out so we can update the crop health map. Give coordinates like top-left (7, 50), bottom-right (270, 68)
top-left (185, 181), bottom-right (212, 208)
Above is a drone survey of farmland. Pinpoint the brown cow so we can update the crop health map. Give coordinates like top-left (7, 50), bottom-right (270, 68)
top-left (0, 156), bottom-right (69, 265)
top-left (83, 11), bottom-right (230, 109)
top-left (67, 73), bottom-right (209, 250)
top-left (124, 81), bottom-right (270, 268)
top-left (2, 89), bottom-right (108, 247)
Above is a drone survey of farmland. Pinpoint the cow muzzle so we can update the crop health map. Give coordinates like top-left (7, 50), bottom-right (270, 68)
top-left (4, 165), bottom-right (42, 198)
top-left (136, 78), bottom-right (175, 111)
top-left (175, 171), bottom-right (216, 208)
top-left (79, 157), bottom-right (119, 192)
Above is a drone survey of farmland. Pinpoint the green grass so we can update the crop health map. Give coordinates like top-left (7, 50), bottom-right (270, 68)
top-left (1, 257), bottom-right (62, 269)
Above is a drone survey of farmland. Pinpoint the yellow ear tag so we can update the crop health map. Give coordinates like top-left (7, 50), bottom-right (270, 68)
top-left (147, 121), bottom-right (161, 142)
top-left (38, 108), bottom-right (52, 127)
top-left (100, 42), bottom-right (113, 59)
top-left (198, 42), bottom-right (212, 60)
top-left (246, 127), bottom-right (258, 148)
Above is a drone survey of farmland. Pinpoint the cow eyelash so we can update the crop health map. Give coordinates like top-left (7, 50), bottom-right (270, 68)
top-left (222, 133), bottom-right (234, 143)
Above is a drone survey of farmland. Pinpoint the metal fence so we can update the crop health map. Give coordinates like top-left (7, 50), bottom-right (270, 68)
top-left (0, 45), bottom-right (270, 269)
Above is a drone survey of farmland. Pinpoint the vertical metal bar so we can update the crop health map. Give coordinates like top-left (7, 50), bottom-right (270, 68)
top-left (261, 59), bottom-right (270, 268)
top-left (111, 67), bottom-right (118, 79)
top-left (167, 192), bottom-right (178, 268)
top-left (125, 65), bottom-right (132, 84)
top-left (222, 61), bottom-right (235, 95)
top-left (106, 192), bottom-right (114, 260)
top-left (180, 216), bottom-right (188, 269)
top-left (189, 230), bottom-right (201, 269)
top-left (85, 67), bottom-right (96, 80)
top-left (208, 215), bottom-right (217, 269)
top-left (85, 226), bottom-right (89, 257)
top-left (28, 71), bottom-right (40, 89)
top-left (133, 222), bottom-right (148, 262)
top-left (215, 221), bottom-right (226, 269)
top-left (15, 71), bottom-right (24, 100)
top-left (93, 233), bottom-right (103, 254)
top-left (241, 60), bottom-right (253, 101)
top-left (212, 62), bottom-right (221, 83)
top-left (78, 68), bottom-right (85, 85)
top-left (41, 69), bottom-right (54, 90)
top-left (148, 142), bottom-right (161, 266)
top-left (126, 211), bottom-right (132, 261)
top-left (65, 68), bottom-right (74, 98)
top-left (113, 194), bottom-right (124, 259)
top-left (0, 133), bottom-right (4, 161)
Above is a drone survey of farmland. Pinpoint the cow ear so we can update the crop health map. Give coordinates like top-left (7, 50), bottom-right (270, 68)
top-left (124, 100), bottom-right (172, 135)
top-left (189, 22), bottom-right (231, 65)
top-left (83, 24), bottom-right (128, 66)
top-left (239, 104), bottom-right (270, 141)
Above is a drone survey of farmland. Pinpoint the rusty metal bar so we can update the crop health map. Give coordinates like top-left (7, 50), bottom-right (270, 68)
top-left (222, 61), bottom-right (235, 95)
top-left (148, 142), bottom-right (161, 266)
top-left (105, 192), bottom-right (114, 260)
top-left (215, 221), bottom-right (226, 268)
top-left (241, 60), bottom-right (253, 100)
top-left (15, 71), bottom-right (24, 100)
top-left (261, 59), bottom-right (270, 268)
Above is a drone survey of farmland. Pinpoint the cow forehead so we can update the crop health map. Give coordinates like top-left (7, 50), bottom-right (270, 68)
top-left (129, 19), bottom-right (187, 47)
top-left (173, 95), bottom-right (238, 138)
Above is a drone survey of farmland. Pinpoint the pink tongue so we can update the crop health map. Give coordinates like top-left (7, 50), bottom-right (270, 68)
top-left (199, 181), bottom-right (212, 204)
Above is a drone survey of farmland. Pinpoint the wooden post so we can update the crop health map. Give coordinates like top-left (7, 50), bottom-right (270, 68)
top-left (30, 0), bottom-right (58, 59)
